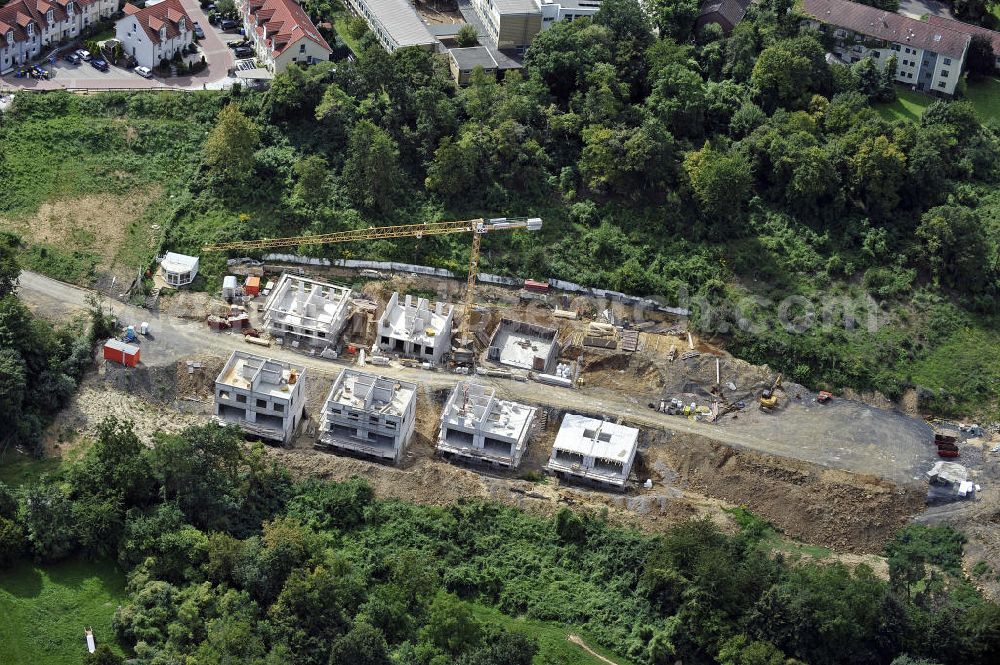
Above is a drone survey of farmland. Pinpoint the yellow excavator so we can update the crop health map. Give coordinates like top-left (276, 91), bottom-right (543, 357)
top-left (759, 374), bottom-right (782, 411)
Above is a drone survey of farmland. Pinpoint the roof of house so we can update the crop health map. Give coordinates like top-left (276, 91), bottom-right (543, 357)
top-left (699, 0), bottom-right (752, 27)
top-left (927, 14), bottom-right (1000, 54)
top-left (246, 0), bottom-right (331, 56)
top-left (0, 0), bottom-right (86, 43)
top-left (450, 46), bottom-right (498, 69)
top-left (351, 0), bottom-right (436, 49)
top-left (122, 0), bottom-right (192, 45)
top-left (161, 252), bottom-right (199, 273)
top-left (552, 414), bottom-right (639, 461)
top-left (801, 0), bottom-right (971, 59)
top-left (492, 0), bottom-right (540, 14)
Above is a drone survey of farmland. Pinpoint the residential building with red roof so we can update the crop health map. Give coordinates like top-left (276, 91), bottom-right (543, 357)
top-left (238, 0), bottom-right (331, 73)
top-left (115, 0), bottom-right (193, 68)
top-left (801, 0), bottom-right (971, 95)
top-left (0, 0), bottom-right (119, 74)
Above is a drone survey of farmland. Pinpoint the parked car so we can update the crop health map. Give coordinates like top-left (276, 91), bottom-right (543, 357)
top-left (193, 22), bottom-right (205, 38)
top-left (65, 52), bottom-right (82, 65)
top-left (75, 48), bottom-right (92, 61)
top-left (234, 46), bottom-right (253, 58)
top-left (134, 65), bottom-right (153, 78)
top-left (208, 12), bottom-right (220, 24)
top-left (29, 65), bottom-right (50, 79)
top-left (220, 18), bottom-right (238, 31)
top-left (91, 58), bottom-right (109, 71)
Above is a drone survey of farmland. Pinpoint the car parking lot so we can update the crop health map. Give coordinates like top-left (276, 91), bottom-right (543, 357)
top-left (1, 0), bottom-right (235, 90)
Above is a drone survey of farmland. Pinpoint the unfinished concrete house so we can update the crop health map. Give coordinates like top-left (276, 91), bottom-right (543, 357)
top-left (486, 318), bottom-right (559, 372)
top-left (376, 292), bottom-right (454, 363)
top-left (214, 350), bottom-right (306, 444)
top-left (262, 273), bottom-right (352, 348)
top-left (545, 414), bottom-right (638, 489)
top-left (317, 368), bottom-right (417, 464)
top-left (437, 382), bottom-right (537, 468)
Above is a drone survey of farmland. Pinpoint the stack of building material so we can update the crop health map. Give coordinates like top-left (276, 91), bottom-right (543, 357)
top-left (621, 330), bottom-right (639, 352)
top-left (583, 321), bottom-right (617, 349)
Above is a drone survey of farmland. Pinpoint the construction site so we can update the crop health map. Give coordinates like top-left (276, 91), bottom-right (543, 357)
top-left (18, 216), bottom-right (1000, 595)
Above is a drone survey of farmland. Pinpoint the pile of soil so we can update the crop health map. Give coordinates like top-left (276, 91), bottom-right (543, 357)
top-left (648, 431), bottom-right (925, 553)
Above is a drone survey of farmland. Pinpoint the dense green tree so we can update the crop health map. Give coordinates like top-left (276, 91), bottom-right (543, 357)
top-left (849, 133), bottom-right (906, 218)
top-left (751, 43), bottom-right (813, 112)
top-left (456, 24), bottom-right (479, 47)
top-left (203, 105), bottom-right (262, 187)
top-left (269, 562), bottom-right (366, 665)
top-left (684, 142), bottom-right (753, 222)
top-left (327, 623), bottom-right (391, 665)
top-left (965, 34), bottom-right (996, 79)
top-left (293, 155), bottom-right (330, 206)
top-left (19, 481), bottom-right (77, 562)
top-left (649, 0), bottom-right (700, 42)
top-left (916, 205), bottom-right (992, 290)
top-left (342, 120), bottom-right (404, 215)
top-left (0, 235), bottom-right (19, 298)
top-left (453, 630), bottom-right (538, 665)
top-left (420, 591), bottom-right (482, 656)
top-left (83, 643), bottom-right (123, 665)
top-left (0, 516), bottom-right (22, 568)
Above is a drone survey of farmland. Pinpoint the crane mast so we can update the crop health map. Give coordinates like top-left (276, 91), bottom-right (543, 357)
top-left (201, 216), bottom-right (542, 351)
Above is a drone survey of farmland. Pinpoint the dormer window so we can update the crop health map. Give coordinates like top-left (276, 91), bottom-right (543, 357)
top-left (159, 26), bottom-right (166, 40)
top-left (46, 9), bottom-right (53, 24)
top-left (179, 18), bottom-right (185, 32)
top-left (26, 22), bottom-right (34, 37)
top-left (67, 2), bottom-right (74, 16)
top-left (5, 30), bottom-right (12, 46)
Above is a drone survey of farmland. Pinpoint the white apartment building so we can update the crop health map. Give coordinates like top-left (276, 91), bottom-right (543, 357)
top-left (116, 0), bottom-right (193, 69)
top-left (802, 0), bottom-right (970, 95)
top-left (0, 0), bottom-right (119, 74)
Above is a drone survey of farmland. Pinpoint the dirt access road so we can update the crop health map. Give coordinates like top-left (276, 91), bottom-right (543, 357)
top-left (18, 270), bottom-right (934, 486)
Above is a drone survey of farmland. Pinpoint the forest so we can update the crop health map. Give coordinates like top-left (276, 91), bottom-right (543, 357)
top-left (0, 417), bottom-right (997, 665)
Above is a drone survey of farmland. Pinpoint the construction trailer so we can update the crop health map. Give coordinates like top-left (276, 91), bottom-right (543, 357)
top-left (261, 273), bottom-right (353, 348)
top-left (486, 318), bottom-right (559, 372)
top-left (222, 275), bottom-right (238, 300)
top-left (159, 252), bottom-right (200, 287)
top-left (437, 382), bottom-right (537, 468)
top-left (317, 368), bottom-right (417, 464)
top-left (375, 292), bottom-right (454, 363)
top-left (214, 350), bottom-right (307, 445)
top-left (545, 414), bottom-right (639, 489)
top-left (103, 339), bottom-right (140, 367)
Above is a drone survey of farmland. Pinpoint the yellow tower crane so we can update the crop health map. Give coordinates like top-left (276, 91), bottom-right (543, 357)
top-left (201, 216), bottom-right (543, 350)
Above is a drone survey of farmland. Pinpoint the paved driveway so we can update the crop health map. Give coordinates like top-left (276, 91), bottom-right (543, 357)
top-left (898, 0), bottom-right (952, 19)
top-left (1, 0), bottom-right (235, 91)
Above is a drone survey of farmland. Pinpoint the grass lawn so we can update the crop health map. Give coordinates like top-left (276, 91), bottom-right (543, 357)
top-left (470, 604), bottom-right (635, 665)
top-left (0, 558), bottom-right (127, 665)
top-left (333, 15), bottom-right (364, 56)
top-left (0, 451), bottom-right (63, 488)
top-left (876, 86), bottom-right (933, 123)
top-left (964, 76), bottom-right (1000, 123)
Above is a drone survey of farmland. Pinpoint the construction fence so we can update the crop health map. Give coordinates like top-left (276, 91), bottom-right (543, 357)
top-left (262, 254), bottom-right (689, 316)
